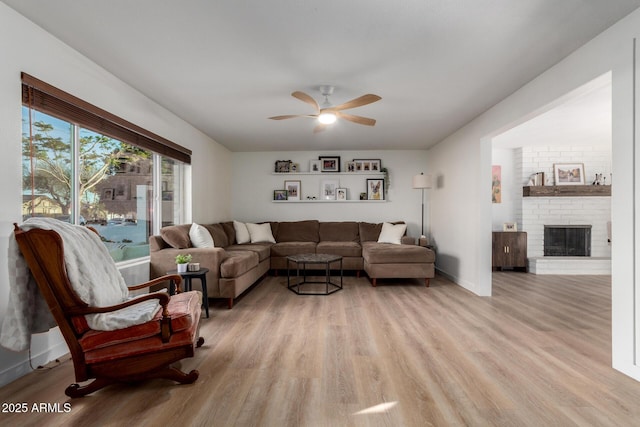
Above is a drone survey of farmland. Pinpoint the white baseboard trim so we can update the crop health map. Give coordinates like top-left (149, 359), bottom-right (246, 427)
top-left (0, 341), bottom-right (69, 388)
top-left (435, 267), bottom-right (480, 295)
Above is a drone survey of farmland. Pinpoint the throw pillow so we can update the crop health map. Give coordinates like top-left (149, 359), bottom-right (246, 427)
top-left (377, 222), bottom-right (407, 244)
top-left (189, 223), bottom-right (214, 248)
top-left (246, 222), bottom-right (276, 243)
top-left (233, 220), bottom-right (251, 244)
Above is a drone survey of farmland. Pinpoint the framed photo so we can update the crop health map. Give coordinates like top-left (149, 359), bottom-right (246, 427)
top-left (290, 163), bottom-right (300, 173)
top-left (284, 180), bottom-right (301, 201)
top-left (354, 158), bottom-right (381, 172)
top-left (366, 178), bottom-right (385, 200)
top-left (309, 160), bottom-right (321, 172)
top-left (321, 179), bottom-right (339, 200)
top-left (503, 222), bottom-right (518, 232)
top-left (275, 160), bottom-right (292, 173)
top-left (273, 189), bottom-right (288, 201)
top-left (345, 161), bottom-right (356, 172)
top-left (336, 188), bottom-right (347, 201)
top-left (319, 156), bottom-right (341, 172)
top-left (102, 188), bottom-right (114, 201)
top-left (554, 163), bottom-right (585, 185)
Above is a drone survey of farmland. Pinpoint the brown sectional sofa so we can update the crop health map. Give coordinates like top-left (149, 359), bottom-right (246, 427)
top-left (150, 220), bottom-right (435, 309)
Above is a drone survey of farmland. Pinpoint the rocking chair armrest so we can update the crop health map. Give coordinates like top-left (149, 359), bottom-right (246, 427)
top-left (66, 292), bottom-right (171, 316)
top-left (129, 274), bottom-right (183, 293)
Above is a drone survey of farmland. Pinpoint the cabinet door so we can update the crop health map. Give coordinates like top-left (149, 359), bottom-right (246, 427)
top-left (492, 232), bottom-right (527, 269)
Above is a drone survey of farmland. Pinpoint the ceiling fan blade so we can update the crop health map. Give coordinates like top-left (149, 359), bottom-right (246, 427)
top-left (268, 114), bottom-right (318, 120)
top-left (337, 112), bottom-right (377, 126)
top-left (313, 124), bottom-right (328, 133)
top-left (332, 94), bottom-right (381, 111)
top-left (291, 91), bottom-right (320, 112)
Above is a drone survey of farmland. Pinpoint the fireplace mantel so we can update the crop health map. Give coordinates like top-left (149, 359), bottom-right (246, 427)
top-left (523, 185), bottom-right (611, 197)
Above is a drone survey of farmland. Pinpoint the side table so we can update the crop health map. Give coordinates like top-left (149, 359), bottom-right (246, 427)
top-left (166, 268), bottom-right (209, 318)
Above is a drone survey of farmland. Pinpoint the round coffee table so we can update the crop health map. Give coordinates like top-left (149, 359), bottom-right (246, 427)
top-left (286, 253), bottom-right (343, 295)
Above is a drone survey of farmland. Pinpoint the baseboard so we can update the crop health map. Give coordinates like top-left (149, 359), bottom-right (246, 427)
top-left (0, 340), bottom-right (69, 388)
top-left (435, 267), bottom-right (479, 295)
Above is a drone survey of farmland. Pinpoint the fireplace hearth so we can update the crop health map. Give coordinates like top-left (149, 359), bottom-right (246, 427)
top-left (544, 225), bottom-right (591, 256)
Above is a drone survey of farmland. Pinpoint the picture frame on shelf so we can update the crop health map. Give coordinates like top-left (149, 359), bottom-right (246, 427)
top-left (284, 180), bottom-right (301, 201)
top-left (290, 163), bottom-right (300, 172)
top-left (275, 160), bottom-right (292, 173)
top-left (503, 222), bottom-right (518, 232)
top-left (273, 189), bottom-right (288, 201)
top-left (354, 158), bottom-right (381, 172)
top-left (309, 160), bottom-right (321, 172)
top-left (321, 179), bottom-right (339, 200)
top-left (366, 178), bottom-right (385, 200)
top-left (319, 156), bottom-right (341, 172)
top-left (553, 163), bottom-right (585, 185)
top-left (345, 161), bottom-right (356, 172)
top-left (336, 188), bottom-right (347, 201)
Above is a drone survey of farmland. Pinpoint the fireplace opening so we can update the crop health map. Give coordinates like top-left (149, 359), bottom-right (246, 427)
top-left (544, 225), bottom-right (591, 256)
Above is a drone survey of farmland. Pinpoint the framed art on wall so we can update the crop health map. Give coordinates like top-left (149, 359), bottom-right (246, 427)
top-left (321, 179), bottom-right (339, 200)
top-left (554, 163), bottom-right (585, 185)
top-left (274, 189), bottom-right (288, 200)
top-left (366, 178), bottom-right (385, 200)
top-left (354, 158), bottom-right (381, 172)
top-left (319, 156), bottom-right (341, 172)
top-left (284, 180), bottom-right (301, 200)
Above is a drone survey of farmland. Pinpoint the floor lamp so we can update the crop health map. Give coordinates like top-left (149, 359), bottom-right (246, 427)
top-left (412, 173), bottom-right (432, 238)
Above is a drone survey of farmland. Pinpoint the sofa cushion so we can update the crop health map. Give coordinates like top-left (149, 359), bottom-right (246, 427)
top-left (319, 221), bottom-right (359, 242)
top-left (221, 251), bottom-right (259, 278)
top-left (190, 223), bottom-right (215, 248)
top-left (363, 242), bottom-right (435, 264)
top-left (271, 241), bottom-right (317, 257)
top-left (204, 223), bottom-right (230, 248)
top-left (160, 224), bottom-right (192, 249)
top-left (359, 222), bottom-right (383, 242)
top-left (225, 243), bottom-right (272, 262)
top-left (276, 220), bottom-right (319, 243)
top-left (79, 290), bottom-right (201, 352)
top-left (316, 241), bottom-right (362, 257)
top-left (221, 222), bottom-right (236, 246)
top-left (233, 221), bottom-right (251, 244)
top-left (247, 222), bottom-right (276, 243)
top-left (377, 222), bottom-right (407, 245)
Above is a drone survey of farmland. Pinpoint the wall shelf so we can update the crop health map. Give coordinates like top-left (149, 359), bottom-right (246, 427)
top-left (272, 200), bottom-right (386, 203)
top-left (272, 172), bottom-right (385, 176)
top-left (523, 185), bottom-right (611, 197)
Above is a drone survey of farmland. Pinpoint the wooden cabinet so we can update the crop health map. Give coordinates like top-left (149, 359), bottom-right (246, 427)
top-left (492, 232), bottom-right (527, 272)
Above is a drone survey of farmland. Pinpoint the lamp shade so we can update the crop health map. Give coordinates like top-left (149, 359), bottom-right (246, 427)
top-left (412, 173), bottom-right (432, 189)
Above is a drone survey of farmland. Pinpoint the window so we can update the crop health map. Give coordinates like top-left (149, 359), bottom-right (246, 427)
top-left (22, 74), bottom-right (190, 262)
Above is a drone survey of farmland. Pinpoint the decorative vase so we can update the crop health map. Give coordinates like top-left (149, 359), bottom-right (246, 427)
top-left (177, 263), bottom-right (188, 273)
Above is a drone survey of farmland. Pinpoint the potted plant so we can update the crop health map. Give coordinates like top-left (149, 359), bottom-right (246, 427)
top-left (175, 254), bottom-right (192, 273)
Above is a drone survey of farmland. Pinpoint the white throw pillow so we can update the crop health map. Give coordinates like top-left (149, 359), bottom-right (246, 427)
top-left (377, 222), bottom-right (407, 244)
top-left (246, 222), bottom-right (276, 243)
top-left (233, 220), bottom-right (251, 244)
top-left (189, 223), bottom-right (214, 248)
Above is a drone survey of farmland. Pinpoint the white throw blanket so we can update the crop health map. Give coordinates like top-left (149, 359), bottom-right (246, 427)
top-left (1, 218), bottom-right (161, 352)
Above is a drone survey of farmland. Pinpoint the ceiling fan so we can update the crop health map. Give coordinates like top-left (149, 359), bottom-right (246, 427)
top-left (268, 86), bottom-right (381, 133)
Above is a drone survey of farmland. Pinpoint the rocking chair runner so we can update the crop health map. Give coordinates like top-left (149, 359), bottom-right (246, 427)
top-left (13, 224), bottom-right (204, 398)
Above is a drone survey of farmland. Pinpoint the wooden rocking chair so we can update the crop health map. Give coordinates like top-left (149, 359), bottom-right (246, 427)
top-left (13, 224), bottom-right (204, 398)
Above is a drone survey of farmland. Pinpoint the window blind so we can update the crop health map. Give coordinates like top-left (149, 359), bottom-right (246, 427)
top-left (21, 72), bottom-right (191, 164)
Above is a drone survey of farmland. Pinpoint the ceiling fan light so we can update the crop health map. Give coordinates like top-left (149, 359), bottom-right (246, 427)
top-left (318, 112), bottom-right (337, 124)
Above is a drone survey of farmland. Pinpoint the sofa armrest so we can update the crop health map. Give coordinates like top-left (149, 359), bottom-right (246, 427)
top-left (150, 247), bottom-right (229, 280)
top-left (401, 236), bottom-right (416, 245)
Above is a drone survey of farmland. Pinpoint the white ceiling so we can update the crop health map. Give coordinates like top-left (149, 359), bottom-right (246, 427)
top-left (2, 1), bottom-right (637, 152)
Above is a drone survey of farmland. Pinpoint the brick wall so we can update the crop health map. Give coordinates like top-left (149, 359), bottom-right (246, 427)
top-left (516, 146), bottom-right (611, 258)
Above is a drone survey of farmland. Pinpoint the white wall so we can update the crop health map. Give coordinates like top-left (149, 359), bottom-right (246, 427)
top-left (0, 4), bottom-right (232, 387)
top-left (427, 9), bottom-right (640, 379)
top-left (231, 150), bottom-right (430, 239)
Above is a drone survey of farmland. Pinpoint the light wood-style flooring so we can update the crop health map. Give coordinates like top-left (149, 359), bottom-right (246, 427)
top-left (1, 272), bottom-right (639, 426)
